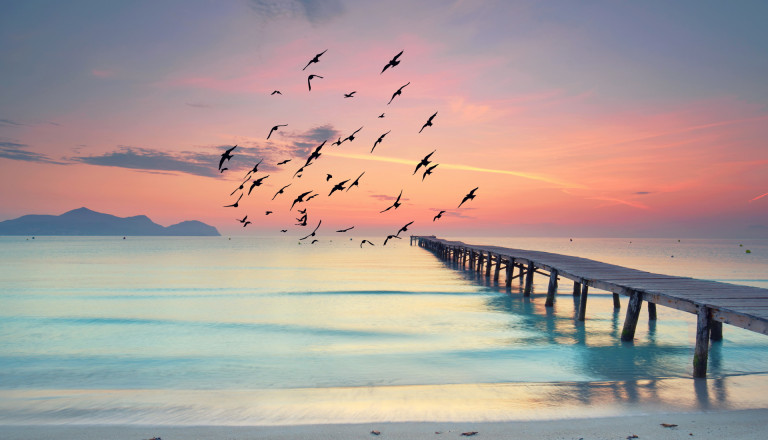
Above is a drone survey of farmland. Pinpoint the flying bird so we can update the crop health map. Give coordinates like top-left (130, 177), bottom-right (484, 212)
top-left (381, 50), bottom-right (403, 74)
top-left (237, 215), bottom-right (248, 224)
top-left (306, 193), bottom-right (319, 201)
top-left (290, 190), bottom-right (313, 211)
top-left (419, 112), bottom-right (437, 133)
top-left (458, 187), bottom-right (478, 208)
top-left (220, 168), bottom-right (228, 173)
top-left (307, 74), bottom-right (324, 91)
top-left (379, 190), bottom-right (403, 213)
top-left (422, 163), bottom-right (438, 181)
top-left (293, 165), bottom-right (306, 178)
top-left (344, 126), bottom-right (363, 143)
top-left (433, 210), bottom-right (446, 221)
top-left (243, 221), bottom-right (251, 227)
top-left (371, 130), bottom-right (390, 153)
top-left (272, 183), bottom-right (292, 200)
top-left (297, 208), bottom-right (307, 214)
top-left (223, 193), bottom-right (243, 208)
top-left (360, 239), bottom-right (375, 247)
top-left (277, 159), bottom-right (291, 165)
top-left (396, 221), bottom-right (414, 236)
top-left (329, 179), bottom-right (350, 196)
top-left (248, 175), bottom-right (269, 195)
top-left (304, 140), bottom-right (326, 167)
top-left (336, 226), bottom-right (355, 232)
top-left (280, 229), bottom-right (288, 233)
top-left (302, 49), bottom-right (327, 70)
top-left (413, 150), bottom-right (436, 175)
top-left (378, 113), bottom-right (385, 118)
top-left (326, 174), bottom-right (333, 181)
top-left (387, 82), bottom-right (410, 105)
top-left (244, 159), bottom-right (263, 178)
top-left (346, 171), bottom-right (364, 192)
top-left (383, 234), bottom-right (402, 246)
top-left (271, 90), bottom-right (282, 95)
top-left (344, 91), bottom-right (356, 98)
top-left (230, 176), bottom-right (251, 196)
top-left (218, 145), bottom-right (237, 171)
top-left (311, 239), bottom-right (319, 244)
top-left (299, 220), bottom-right (322, 241)
top-left (265, 211), bottom-right (273, 215)
top-left (332, 137), bottom-right (345, 146)
top-left (267, 124), bottom-right (287, 139)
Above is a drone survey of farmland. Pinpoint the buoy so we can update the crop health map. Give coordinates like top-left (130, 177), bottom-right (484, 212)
top-left (746, 250), bottom-right (752, 254)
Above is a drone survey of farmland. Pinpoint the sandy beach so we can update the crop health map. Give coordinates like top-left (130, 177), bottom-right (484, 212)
top-left (2, 409), bottom-right (767, 440)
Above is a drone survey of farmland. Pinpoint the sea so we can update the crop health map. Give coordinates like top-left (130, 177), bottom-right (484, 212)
top-left (1, 236), bottom-right (767, 426)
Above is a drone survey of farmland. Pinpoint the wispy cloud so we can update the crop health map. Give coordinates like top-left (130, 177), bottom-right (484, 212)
top-left (0, 141), bottom-right (63, 164)
top-left (749, 192), bottom-right (768, 203)
top-left (635, 191), bottom-right (651, 195)
top-left (588, 196), bottom-right (650, 210)
top-left (248, 0), bottom-right (344, 23)
top-left (73, 147), bottom-right (221, 177)
top-left (0, 118), bottom-right (26, 127)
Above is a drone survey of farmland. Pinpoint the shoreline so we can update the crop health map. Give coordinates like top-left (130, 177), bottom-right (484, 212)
top-left (2, 409), bottom-right (768, 440)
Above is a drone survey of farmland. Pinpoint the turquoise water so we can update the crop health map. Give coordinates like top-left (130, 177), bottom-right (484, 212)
top-left (1, 236), bottom-right (767, 425)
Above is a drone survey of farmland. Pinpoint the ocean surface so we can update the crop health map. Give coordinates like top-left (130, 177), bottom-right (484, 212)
top-left (1, 236), bottom-right (767, 425)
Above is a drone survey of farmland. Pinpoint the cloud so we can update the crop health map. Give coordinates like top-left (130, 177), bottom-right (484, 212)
top-left (185, 102), bottom-right (212, 108)
top-left (749, 192), bottom-right (768, 203)
top-left (0, 118), bottom-right (26, 127)
top-left (0, 141), bottom-right (63, 164)
top-left (248, 0), bottom-right (344, 23)
top-left (635, 191), bottom-right (651, 195)
top-left (73, 147), bottom-right (221, 177)
top-left (280, 124), bottom-right (340, 157)
top-left (369, 193), bottom-right (410, 202)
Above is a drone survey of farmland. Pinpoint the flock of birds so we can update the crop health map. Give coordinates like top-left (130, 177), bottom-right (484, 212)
top-left (217, 49), bottom-right (478, 246)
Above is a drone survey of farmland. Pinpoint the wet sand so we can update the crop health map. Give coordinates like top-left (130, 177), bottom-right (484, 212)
top-left (2, 408), bottom-right (767, 440)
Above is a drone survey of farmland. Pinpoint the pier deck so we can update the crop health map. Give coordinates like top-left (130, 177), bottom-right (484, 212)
top-left (411, 236), bottom-right (768, 378)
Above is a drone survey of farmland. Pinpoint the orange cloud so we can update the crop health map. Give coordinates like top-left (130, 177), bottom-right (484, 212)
top-left (749, 192), bottom-right (768, 203)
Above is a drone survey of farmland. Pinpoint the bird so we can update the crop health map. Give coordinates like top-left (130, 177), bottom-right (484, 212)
top-left (329, 179), bottom-right (350, 196)
top-left (311, 239), bottom-right (319, 244)
top-left (433, 210), bottom-right (446, 221)
top-left (378, 113), bottom-right (385, 118)
top-left (344, 126), bottom-right (363, 143)
top-left (360, 239), bottom-right (375, 247)
top-left (272, 183), bottom-right (292, 200)
top-left (271, 90), bottom-right (282, 95)
top-left (332, 137), bottom-right (345, 146)
top-left (244, 159), bottom-right (263, 178)
top-left (248, 175), bottom-right (269, 195)
top-left (297, 208), bottom-right (307, 214)
top-left (230, 176), bottom-right (251, 196)
top-left (396, 221), bottom-right (414, 236)
top-left (293, 165), bottom-right (306, 178)
top-left (218, 145), bottom-right (237, 171)
top-left (295, 215), bottom-right (308, 226)
top-left (304, 140), bottom-right (326, 167)
top-left (223, 193), bottom-right (243, 208)
top-left (346, 171), bottom-right (364, 191)
top-left (326, 174), bottom-right (333, 181)
top-left (413, 150), bottom-right (436, 175)
top-left (243, 221), bottom-right (251, 227)
top-left (299, 220), bottom-right (322, 241)
top-left (237, 215), bottom-right (248, 224)
top-left (302, 49), bottom-right (327, 70)
top-left (265, 211), bottom-right (273, 215)
top-left (458, 187), bottom-right (478, 208)
top-left (306, 193), bottom-right (319, 201)
top-left (219, 167), bottom-right (228, 173)
top-left (267, 124), bottom-right (287, 139)
top-left (380, 190), bottom-right (403, 213)
top-left (277, 159), bottom-right (291, 165)
top-left (307, 74), bottom-right (324, 91)
top-left (383, 234), bottom-right (402, 246)
top-left (336, 226), bottom-right (355, 232)
top-left (387, 82), bottom-right (410, 105)
top-left (371, 130), bottom-right (390, 153)
top-left (344, 91), bottom-right (356, 98)
top-left (381, 50), bottom-right (403, 74)
top-left (290, 190), bottom-right (313, 211)
top-left (422, 163), bottom-right (438, 181)
top-left (280, 229), bottom-right (288, 233)
top-left (419, 112), bottom-right (437, 133)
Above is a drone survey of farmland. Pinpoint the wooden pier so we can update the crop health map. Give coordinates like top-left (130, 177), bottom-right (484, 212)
top-left (411, 235), bottom-right (768, 378)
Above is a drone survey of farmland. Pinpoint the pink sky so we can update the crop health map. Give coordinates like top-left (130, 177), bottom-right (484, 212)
top-left (1, 1), bottom-right (767, 238)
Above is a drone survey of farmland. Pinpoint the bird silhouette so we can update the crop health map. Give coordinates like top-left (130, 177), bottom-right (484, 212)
top-left (265, 211), bottom-right (273, 215)
top-left (304, 140), bottom-right (326, 167)
top-left (381, 50), bottom-right (403, 74)
top-left (344, 126), bottom-right (363, 143)
top-left (280, 229), bottom-right (288, 233)
top-left (419, 112), bottom-right (437, 133)
top-left (329, 179), bottom-right (350, 196)
top-left (422, 163), bottom-right (438, 181)
top-left (380, 190), bottom-right (403, 213)
top-left (306, 193), bottom-right (319, 201)
top-left (218, 145), bottom-right (237, 171)
top-left (293, 165), bottom-right (306, 178)
top-left (243, 221), bottom-right (251, 227)
top-left (332, 137), bottom-right (345, 146)
top-left (396, 221), bottom-right (414, 236)
top-left (458, 187), bottom-right (478, 208)
top-left (297, 208), bottom-right (307, 214)
top-left (326, 173), bottom-right (333, 181)
top-left (271, 90), bottom-right (282, 95)
top-left (413, 150), bottom-right (436, 175)
top-left (267, 124), bottom-right (287, 139)
top-left (371, 130), bottom-right (391, 153)
top-left (360, 239), bottom-right (375, 247)
top-left (230, 176), bottom-right (252, 196)
top-left (307, 74), bottom-right (324, 91)
top-left (248, 175), bottom-right (269, 195)
top-left (383, 234), bottom-right (402, 246)
top-left (302, 49), bottom-right (327, 70)
top-left (346, 171), bottom-right (365, 192)
top-left (290, 190), bottom-right (313, 211)
top-left (378, 113), bottom-right (385, 118)
top-left (277, 159), bottom-right (291, 165)
top-left (272, 183), bottom-right (292, 200)
top-left (223, 193), bottom-right (243, 208)
top-left (220, 167), bottom-right (228, 173)
top-left (237, 215), bottom-right (248, 224)
top-left (311, 239), bottom-right (319, 244)
top-left (299, 220), bottom-right (321, 241)
top-left (244, 159), bottom-right (263, 178)
top-left (433, 210), bottom-right (446, 221)
top-left (388, 82), bottom-right (410, 105)
top-left (336, 226), bottom-right (355, 232)
top-left (344, 91), bottom-right (356, 98)
top-left (295, 214), bottom-right (307, 226)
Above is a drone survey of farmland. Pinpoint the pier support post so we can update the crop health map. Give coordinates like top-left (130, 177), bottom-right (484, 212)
top-left (573, 281), bottom-right (581, 296)
top-left (494, 256), bottom-right (501, 281)
top-left (505, 260), bottom-right (514, 287)
top-left (612, 293), bottom-right (621, 309)
top-left (477, 252), bottom-right (483, 272)
top-left (545, 270), bottom-right (558, 307)
top-left (648, 302), bottom-right (657, 320)
top-left (485, 252), bottom-right (492, 277)
top-left (711, 320), bottom-right (723, 341)
top-left (694, 307), bottom-right (713, 378)
top-left (524, 262), bottom-right (535, 296)
top-left (621, 291), bottom-right (644, 341)
top-left (577, 282), bottom-right (589, 321)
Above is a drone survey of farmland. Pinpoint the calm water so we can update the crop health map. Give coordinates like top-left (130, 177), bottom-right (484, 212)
top-left (1, 236), bottom-right (767, 425)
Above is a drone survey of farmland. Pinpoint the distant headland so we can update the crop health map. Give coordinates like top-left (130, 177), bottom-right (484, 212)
top-left (0, 207), bottom-right (220, 236)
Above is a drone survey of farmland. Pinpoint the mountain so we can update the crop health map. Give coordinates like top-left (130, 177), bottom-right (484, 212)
top-left (0, 207), bottom-right (220, 236)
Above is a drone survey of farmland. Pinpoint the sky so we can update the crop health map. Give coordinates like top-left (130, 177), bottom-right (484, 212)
top-left (1, 0), bottom-right (767, 238)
